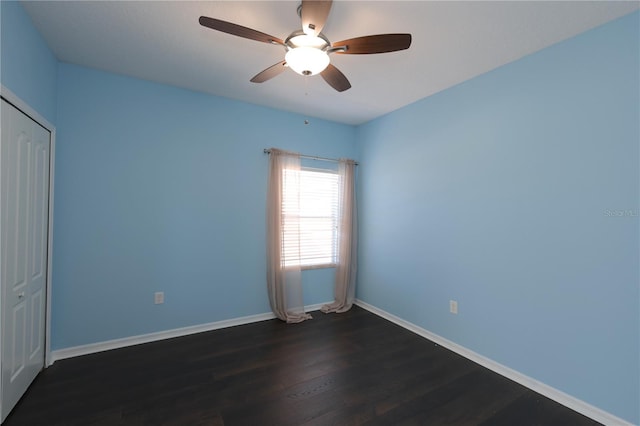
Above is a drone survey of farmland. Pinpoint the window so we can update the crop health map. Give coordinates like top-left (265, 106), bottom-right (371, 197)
top-left (282, 167), bottom-right (339, 268)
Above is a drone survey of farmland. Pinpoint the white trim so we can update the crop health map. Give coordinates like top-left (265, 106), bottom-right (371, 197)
top-left (354, 299), bottom-right (633, 426)
top-left (0, 86), bottom-right (55, 131)
top-left (304, 302), bottom-right (329, 312)
top-left (45, 122), bottom-right (56, 368)
top-left (50, 302), bottom-right (331, 363)
top-left (51, 312), bottom-right (275, 363)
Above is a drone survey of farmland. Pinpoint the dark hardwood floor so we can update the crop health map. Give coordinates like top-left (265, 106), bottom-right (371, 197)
top-left (5, 306), bottom-right (600, 425)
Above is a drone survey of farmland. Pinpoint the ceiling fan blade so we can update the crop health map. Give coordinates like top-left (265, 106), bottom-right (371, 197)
top-left (250, 61), bottom-right (288, 83)
top-left (321, 64), bottom-right (351, 92)
top-left (199, 16), bottom-right (284, 45)
top-left (332, 34), bottom-right (412, 54)
top-left (301, 0), bottom-right (332, 37)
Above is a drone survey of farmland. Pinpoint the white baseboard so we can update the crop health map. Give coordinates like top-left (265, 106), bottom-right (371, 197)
top-left (50, 302), bottom-right (330, 364)
top-left (354, 299), bottom-right (633, 426)
top-left (305, 302), bottom-right (329, 312)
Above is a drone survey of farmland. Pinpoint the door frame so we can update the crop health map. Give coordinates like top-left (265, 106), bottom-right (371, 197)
top-left (0, 85), bottom-right (56, 420)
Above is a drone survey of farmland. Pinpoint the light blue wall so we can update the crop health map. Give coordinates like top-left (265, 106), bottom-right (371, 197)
top-left (4, 1), bottom-right (638, 422)
top-left (356, 12), bottom-right (639, 424)
top-left (0, 0), bottom-right (57, 123)
top-left (52, 63), bottom-right (356, 350)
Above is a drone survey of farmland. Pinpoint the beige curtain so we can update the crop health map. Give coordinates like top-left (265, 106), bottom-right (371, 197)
top-left (322, 159), bottom-right (358, 313)
top-left (266, 149), bottom-right (312, 323)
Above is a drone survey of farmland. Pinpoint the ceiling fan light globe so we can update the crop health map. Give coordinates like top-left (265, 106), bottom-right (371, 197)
top-left (285, 47), bottom-right (330, 76)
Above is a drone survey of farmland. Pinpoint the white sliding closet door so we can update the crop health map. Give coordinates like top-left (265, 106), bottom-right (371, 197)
top-left (0, 99), bottom-right (50, 422)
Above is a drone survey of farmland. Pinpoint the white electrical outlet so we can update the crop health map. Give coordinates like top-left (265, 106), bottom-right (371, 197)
top-left (154, 292), bottom-right (164, 305)
top-left (449, 300), bottom-right (458, 314)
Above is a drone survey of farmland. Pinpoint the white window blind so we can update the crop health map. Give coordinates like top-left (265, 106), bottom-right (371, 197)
top-left (282, 167), bottom-right (339, 268)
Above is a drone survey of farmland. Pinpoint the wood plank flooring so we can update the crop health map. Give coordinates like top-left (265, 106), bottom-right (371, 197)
top-left (5, 306), bottom-right (600, 425)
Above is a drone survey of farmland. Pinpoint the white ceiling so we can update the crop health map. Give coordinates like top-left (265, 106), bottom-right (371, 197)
top-left (22, 1), bottom-right (639, 125)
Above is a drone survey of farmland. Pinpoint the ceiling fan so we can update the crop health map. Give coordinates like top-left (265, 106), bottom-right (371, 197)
top-left (199, 0), bottom-right (412, 92)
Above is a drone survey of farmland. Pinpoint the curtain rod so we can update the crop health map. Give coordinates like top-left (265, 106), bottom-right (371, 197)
top-left (263, 149), bottom-right (358, 166)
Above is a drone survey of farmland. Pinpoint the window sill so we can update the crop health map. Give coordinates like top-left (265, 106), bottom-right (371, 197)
top-left (301, 263), bottom-right (336, 271)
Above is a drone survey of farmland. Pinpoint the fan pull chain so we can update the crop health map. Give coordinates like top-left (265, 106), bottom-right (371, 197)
top-left (304, 75), bottom-right (310, 125)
